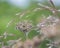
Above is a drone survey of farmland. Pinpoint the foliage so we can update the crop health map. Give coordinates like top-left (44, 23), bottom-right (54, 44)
top-left (0, 0), bottom-right (60, 48)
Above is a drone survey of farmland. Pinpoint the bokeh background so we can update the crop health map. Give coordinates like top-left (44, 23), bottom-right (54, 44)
top-left (0, 0), bottom-right (60, 48)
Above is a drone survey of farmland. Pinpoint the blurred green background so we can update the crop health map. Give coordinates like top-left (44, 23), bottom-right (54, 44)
top-left (0, 0), bottom-right (60, 48)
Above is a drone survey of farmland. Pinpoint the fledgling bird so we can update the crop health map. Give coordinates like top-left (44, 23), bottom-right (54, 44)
top-left (16, 20), bottom-right (33, 38)
top-left (16, 20), bottom-right (33, 33)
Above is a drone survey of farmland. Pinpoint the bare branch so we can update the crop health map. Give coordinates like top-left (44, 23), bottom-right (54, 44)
top-left (38, 3), bottom-right (60, 16)
top-left (49, 0), bottom-right (55, 8)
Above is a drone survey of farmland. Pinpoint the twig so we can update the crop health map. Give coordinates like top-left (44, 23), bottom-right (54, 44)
top-left (38, 3), bottom-right (60, 16)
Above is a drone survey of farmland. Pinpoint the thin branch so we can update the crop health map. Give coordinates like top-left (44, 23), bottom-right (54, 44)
top-left (38, 3), bottom-right (60, 16)
top-left (49, 0), bottom-right (56, 8)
